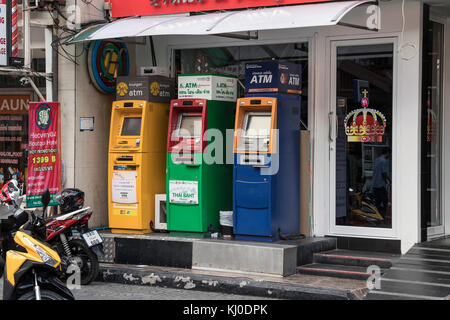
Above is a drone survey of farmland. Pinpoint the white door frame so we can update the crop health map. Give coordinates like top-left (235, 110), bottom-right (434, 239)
top-left (327, 36), bottom-right (399, 239)
top-left (426, 11), bottom-right (446, 240)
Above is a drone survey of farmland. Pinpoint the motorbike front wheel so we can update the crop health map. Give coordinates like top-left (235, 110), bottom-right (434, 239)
top-left (18, 289), bottom-right (67, 300)
top-left (67, 238), bottom-right (99, 285)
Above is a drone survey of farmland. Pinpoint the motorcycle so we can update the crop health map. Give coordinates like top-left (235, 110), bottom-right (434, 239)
top-left (2, 181), bottom-right (103, 285)
top-left (348, 187), bottom-right (384, 226)
top-left (44, 188), bottom-right (103, 285)
top-left (0, 186), bottom-right (74, 300)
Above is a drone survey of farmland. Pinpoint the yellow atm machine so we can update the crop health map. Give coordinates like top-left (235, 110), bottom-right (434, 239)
top-left (108, 76), bottom-right (174, 234)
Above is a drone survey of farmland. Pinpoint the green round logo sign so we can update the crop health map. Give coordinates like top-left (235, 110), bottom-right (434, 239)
top-left (88, 40), bottom-right (130, 94)
top-left (35, 104), bottom-right (53, 130)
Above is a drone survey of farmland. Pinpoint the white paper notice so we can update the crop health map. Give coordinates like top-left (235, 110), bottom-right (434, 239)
top-left (169, 180), bottom-right (198, 204)
top-left (112, 170), bottom-right (137, 204)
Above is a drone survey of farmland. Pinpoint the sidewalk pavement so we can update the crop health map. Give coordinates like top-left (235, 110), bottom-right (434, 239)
top-left (97, 263), bottom-right (369, 300)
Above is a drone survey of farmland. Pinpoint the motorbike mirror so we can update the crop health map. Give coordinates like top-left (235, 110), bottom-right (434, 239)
top-left (41, 188), bottom-right (51, 209)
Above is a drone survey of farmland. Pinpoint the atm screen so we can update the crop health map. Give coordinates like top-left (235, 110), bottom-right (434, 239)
top-left (121, 117), bottom-right (142, 136)
top-left (240, 112), bottom-right (271, 151)
top-left (244, 113), bottom-right (271, 137)
top-left (177, 114), bottom-right (202, 138)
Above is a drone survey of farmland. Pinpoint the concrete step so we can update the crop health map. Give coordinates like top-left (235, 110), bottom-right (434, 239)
top-left (364, 290), bottom-right (440, 300)
top-left (100, 232), bottom-right (337, 277)
top-left (297, 263), bottom-right (377, 281)
top-left (313, 249), bottom-right (396, 269)
top-left (98, 263), bottom-right (367, 300)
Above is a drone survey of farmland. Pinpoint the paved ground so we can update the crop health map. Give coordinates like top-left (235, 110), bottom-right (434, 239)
top-left (365, 237), bottom-right (450, 300)
top-left (72, 282), bottom-right (275, 300)
top-left (0, 278), bottom-right (274, 300)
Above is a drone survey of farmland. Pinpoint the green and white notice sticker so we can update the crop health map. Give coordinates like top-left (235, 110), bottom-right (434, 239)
top-left (178, 74), bottom-right (237, 102)
top-left (169, 180), bottom-right (199, 204)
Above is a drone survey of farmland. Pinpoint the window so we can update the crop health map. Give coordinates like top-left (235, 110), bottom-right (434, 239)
top-left (175, 42), bottom-right (309, 129)
top-left (335, 43), bottom-right (393, 229)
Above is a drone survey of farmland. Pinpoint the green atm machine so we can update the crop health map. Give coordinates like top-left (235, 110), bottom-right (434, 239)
top-left (166, 74), bottom-right (237, 237)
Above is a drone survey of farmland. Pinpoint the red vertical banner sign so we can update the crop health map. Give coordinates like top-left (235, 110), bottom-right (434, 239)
top-left (26, 102), bottom-right (61, 207)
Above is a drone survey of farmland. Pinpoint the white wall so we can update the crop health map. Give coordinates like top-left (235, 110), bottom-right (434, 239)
top-left (58, 0), bottom-right (113, 228)
top-left (140, 0), bottom-right (423, 253)
top-left (56, 0), bottom-right (424, 248)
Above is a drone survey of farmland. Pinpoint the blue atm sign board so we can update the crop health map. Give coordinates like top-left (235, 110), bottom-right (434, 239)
top-left (245, 61), bottom-right (302, 95)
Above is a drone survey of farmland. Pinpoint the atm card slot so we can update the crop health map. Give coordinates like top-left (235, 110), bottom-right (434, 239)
top-left (172, 154), bottom-right (196, 165)
top-left (239, 155), bottom-right (268, 167)
top-left (116, 156), bottom-right (134, 162)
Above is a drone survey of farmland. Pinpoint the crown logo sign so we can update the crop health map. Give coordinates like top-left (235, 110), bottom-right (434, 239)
top-left (344, 89), bottom-right (387, 143)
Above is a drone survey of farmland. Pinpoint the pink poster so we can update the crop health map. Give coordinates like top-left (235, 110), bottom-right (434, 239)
top-left (26, 102), bottom-right (61, 207)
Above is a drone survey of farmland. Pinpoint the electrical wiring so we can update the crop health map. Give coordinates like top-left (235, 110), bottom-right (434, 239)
top-left (80, 0), bottom-right (105, 14)
top-left (398, 0), bottom-right (418, 61)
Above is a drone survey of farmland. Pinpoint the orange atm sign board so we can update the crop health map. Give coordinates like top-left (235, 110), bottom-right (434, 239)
top-left (111, 0), bottom-right (334, 18)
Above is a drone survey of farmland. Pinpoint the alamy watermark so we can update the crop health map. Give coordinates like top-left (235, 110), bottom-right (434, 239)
top-left (366, 265), bottom-right (382, 290)
top-left (66, 264), bottom-right (81, 290)
top-left (169, 128), bottom-right (280, 176)
top-left (366, 5), bottom-right (381, 30)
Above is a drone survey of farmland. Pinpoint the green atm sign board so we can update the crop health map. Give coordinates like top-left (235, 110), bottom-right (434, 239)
top-left (178, 74), bottom-right (237, 102)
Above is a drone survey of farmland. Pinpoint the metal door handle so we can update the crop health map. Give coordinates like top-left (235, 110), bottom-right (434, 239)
top-left (329, 112), bottom-right (333, 142)
top-left (336, 115), bottom-right (339, 140)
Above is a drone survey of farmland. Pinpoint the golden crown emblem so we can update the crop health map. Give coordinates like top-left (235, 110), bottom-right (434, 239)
top-left (344, 89), bottom-right (386, 143)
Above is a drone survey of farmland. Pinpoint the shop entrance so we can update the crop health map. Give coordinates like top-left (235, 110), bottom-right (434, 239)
top-left (329, 38), bottom-right (395, 238)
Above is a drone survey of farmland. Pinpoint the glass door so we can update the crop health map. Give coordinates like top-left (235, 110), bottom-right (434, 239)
top-left (329, 39), bottom-right (395, 238)
top-left (421, 11), bottom-right (444, 240)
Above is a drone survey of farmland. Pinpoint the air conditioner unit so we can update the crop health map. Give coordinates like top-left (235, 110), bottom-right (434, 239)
top-left (139, 66), bottom-right (169, 77)
top-left (154, 194), bottom-right (167, 231)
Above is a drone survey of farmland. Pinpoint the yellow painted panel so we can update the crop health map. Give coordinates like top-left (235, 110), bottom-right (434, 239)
top-left (108, 100), bottom-right (169, 233)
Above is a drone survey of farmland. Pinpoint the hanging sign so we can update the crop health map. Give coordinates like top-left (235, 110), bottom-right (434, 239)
top-left (26, 102), bottom-right (61, 207)
top-left (344, 89), bottom-right (386, 143)
top-left (111, 0), bottom-right (334, 18)
top-left (0, 0), bottom-right (11, 67)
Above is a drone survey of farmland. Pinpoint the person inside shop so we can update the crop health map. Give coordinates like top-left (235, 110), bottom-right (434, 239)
top-left (372, 147), bottom-right (391, 218)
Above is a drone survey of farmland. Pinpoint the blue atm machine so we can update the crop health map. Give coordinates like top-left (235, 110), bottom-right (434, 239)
top-left (233, 61), bottom-right (302, 241)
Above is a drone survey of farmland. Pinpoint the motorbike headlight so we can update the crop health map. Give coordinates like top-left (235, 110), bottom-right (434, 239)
top-left (23, 237), bottom-right (58, 267)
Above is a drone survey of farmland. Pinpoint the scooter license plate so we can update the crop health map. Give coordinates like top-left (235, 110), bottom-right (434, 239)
top-left (82, 230), bottom-right (103, 247)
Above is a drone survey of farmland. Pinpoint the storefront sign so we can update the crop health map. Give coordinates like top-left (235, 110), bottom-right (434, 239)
top-left (245, 61), bottom-right (302, 94)
top-left (112, 169), bottom-right (137, 204)
top-left (344, 89), bottom-right (386, 143)
top-left (115, 76), bottom-right (175, 102)
top-left (111, 0), bottom-right (334, 18)
top-left (0, 95), bottom-right (30, 187)
top-left (88, 40), bottom-right (130, 94)
top-left (178, 74), bottom-right (237, 102)
top-left (169, 180), bottom-right (198, 204)
top-left (26, 102), bottom-right (61, 207)
top-left (0, 95), bottom-right (29, 114)
top-left (0, 0), bottom-right (11, 66)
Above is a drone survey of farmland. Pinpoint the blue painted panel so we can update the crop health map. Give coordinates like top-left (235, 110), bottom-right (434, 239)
top-left (235, 180), bottom-right (270, 209)
top-left (234, 207), bottom-right (271, 236)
